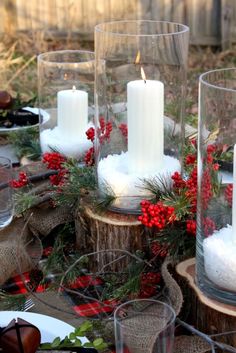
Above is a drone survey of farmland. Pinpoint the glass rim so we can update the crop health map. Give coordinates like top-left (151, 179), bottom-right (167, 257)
top-left (0, 156), bottom-right (11, 168)
top-left (199, 67), bottom-right (236, 93)
top-left (38, 49), bottom-right (95, 63)
top-left (114, 298), bottom-right (176, 329)
top-left (95, 20), bottom-right (189, 37)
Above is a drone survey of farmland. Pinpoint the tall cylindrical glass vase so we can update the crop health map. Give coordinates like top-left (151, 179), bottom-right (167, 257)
top-left (38, 50), bottom-right (94, 160)
top-left (95, 20), bottom-right (189, 213)
top-left (197, 68), bottom-right (236, 304)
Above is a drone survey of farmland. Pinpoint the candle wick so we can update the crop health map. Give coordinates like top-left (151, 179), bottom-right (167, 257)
top-left (144, 79), bottom-right (146, 84)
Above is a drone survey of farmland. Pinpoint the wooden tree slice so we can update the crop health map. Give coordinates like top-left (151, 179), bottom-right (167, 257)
top-left (176, 258), bottom-right (236, 346)
top-left (75, 198), bottom-right (146, 271)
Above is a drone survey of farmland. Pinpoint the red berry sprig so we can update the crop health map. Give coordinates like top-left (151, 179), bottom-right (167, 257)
top-left (139, 272), bottom-right (161, 298)
top-left (186, 219), bottom-right (196, 236)
top-left (171, 171), bottom-right (186, 189)
top-left (225, 184), bottom-right (233, 207)
top-left (10, 171), bottom-right (29, 188)
top-left (84, 147), bottom-right (95, 166)
top-left (185, 154), bottom-right (196, 165)
top-left (86, 127), bottom-right (95, 142)
top-left (119, 123), bottom-right (128, 140)
top-left (138, 200), bottom-right (175, 229)
top-left (42, 152), bottom-right (66, 170)
top-left (203, 217), bottom-right (216, 236)
top-left (42, 152), bottom-right (67, 186)
top-left (98, 119), bottom-right (112, 144)
top-left (49, 170), bottom-right (67, 186)
top-left (151, 241), bottom-right (168, 258)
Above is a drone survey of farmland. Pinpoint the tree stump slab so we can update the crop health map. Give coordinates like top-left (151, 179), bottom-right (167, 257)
top-left (176, 258), bottom-right (236, 346)
top-left (75, 198), bottom-right (145, 271)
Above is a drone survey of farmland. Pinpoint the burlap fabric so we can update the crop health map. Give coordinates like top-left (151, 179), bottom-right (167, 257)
top-left (161, 259), bottom-right (211, 353)
top-left (0, 218), bottom-right (39, 285)
top-left (25, 205), bottom-right (74, 237)
top-left (0, 160), bottom-right (74, 284)
top-left (111, 259), bottom-right (213, 353)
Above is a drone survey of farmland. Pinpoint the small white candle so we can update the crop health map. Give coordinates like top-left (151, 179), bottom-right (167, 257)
top-left (127, 68), bottom-right (164, 174)
top-left (232, 144), bottom-right (236, 242)
top-left (57, 86), bottom-right (88, 140)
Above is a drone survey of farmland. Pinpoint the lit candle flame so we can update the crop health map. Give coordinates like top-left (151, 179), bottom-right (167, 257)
top-left (64, 73), bottom-right (68, 80)
top-left (134, 51), bottom-right (141, 64)
top-left (72, 85), bottom-right (76, 91)
top-left (141, 66), bottom-right (146, 83)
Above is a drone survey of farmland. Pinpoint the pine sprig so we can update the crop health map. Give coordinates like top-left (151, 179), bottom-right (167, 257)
top-left (157, 221), bottom-right (196, 260)
top-left (102, 260), bottom-right (144, 301)
top-left (14, 189), bottom-right (38, 214)
top-left (0, 290), bottom-right (28, 311)
top-left (54, 163), bottom-right (96, 207)
top-left (94, 181), bottom-right (116, 211)
top-left (140, 175), bottom-right (174, 201)
top-left (41, 224), bottom-right (87, 285)
top-left (162, 192), bottom-right (192, 220)
top-left (8, 127), bottom-right (41, 160)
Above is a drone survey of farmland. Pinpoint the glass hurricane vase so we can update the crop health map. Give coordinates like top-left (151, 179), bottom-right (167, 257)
top-left (94, 20), bottom-right (189, 213)
top-left (196, 68), bottom-right (236, 304)
top-left (38, 50), bottom-right (95, 160)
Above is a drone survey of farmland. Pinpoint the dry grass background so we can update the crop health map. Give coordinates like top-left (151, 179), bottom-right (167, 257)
top-left (0, 30), bottom-right (236, 121)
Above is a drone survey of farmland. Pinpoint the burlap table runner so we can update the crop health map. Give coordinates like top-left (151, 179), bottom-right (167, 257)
top-left (0, 218), bottom-right (39, 284)
top-left (0, 203), bottom-right (73, 286)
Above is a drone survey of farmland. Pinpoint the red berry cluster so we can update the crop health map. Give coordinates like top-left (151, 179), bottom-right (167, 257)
top-left (98, 117), bottom-right (112, 144)
top-left (84, 117), bottom-right (112, 166)
top-left (119, 123), bottom-right (128, 140)
top-left (206, 144), bottom-right (219, 171)
top-left (138, 200), bottom-right (175, 229)
top-left (42, 152), bottom-right (67, 186)
top-left (86, 127), bottom-right (95, 142)
top-left (185, 166), bottom-right (197, 212)
top-left (225, 183), bottom-right (233, 207)
top-left (171, 172), bottom-right (186, 189)
top-left (185, 154), bottom-right (196, 165)
top-left (42, 246), bottom-right (53, 257)
top-left (203, 217), bottom-right (216, 236)
top-left (42, 152), bottom-right (66, 170)
top-left (139, 272), bottom-right (161, 298)
top-left (84, 147), bottom-right (95, 166)
top-left (10, 171), bottom-right (29, 188)
top-left (201, 168), bottom-right (213, 210)
top-left (151, 241), bottom-right (168, 258)
top-left (49, 170), bottom-right (67, 186)
top-left (190, 138), bottom-right (197, 148)
top-left (186, 219), bottom-right (196, 236)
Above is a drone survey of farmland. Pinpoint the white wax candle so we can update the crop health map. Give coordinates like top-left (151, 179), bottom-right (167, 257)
top-left (127, 79), bottom-right (164, 174)
top-left (232, 144), bottom-right (236, 242)
top-left (57, 87), bottom-right (88, 139)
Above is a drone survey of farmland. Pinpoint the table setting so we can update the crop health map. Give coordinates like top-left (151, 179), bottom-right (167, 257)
top-left (0, 18), bottom-right (236, 353)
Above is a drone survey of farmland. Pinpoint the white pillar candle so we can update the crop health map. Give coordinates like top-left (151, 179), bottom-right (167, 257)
top-left (127, 72), bottom-right (164, 174)
top-left (232, 144), bottom-right (236, 242)
top-left (57, 86), bottom-right (88, 140)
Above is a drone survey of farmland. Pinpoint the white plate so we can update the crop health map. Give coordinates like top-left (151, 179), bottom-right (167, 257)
top-left (0, 311), bottom-right (87, 343)
top-left (0, 107), bottom-right (49, 134)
